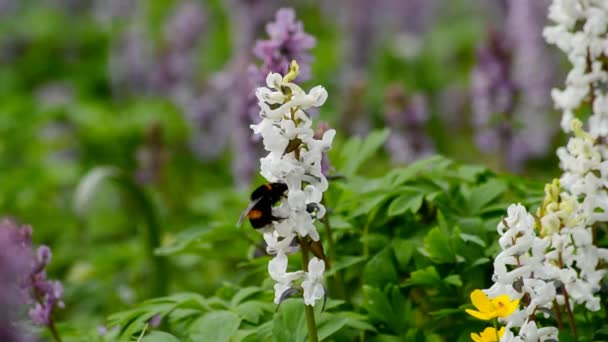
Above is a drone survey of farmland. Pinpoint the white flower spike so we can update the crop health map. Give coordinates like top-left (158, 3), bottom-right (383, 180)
top-left (252, 60), bottom-right (333, 307)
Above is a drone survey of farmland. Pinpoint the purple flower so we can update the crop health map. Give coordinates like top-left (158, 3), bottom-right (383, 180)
top-left (0, 220), bottom-right (33, 340)
top-left (26, 245), bottom-right (65, 327)
top-left (471, 0), bottom-right (557, 171)
top-left (252, 8), bottom-right (315, 82)
top-left (505, 0), bottom-right (557, 167)
top-left (108, 24), bottom-right (155, 96)
top-left (384, 85), bottom-right (434, 164)
top-left (0, 219), bottom-right (64, 337)
top-left (471, 30), bottom-right (516, 154)
top-left (163, 1), bottom-right (205, 51)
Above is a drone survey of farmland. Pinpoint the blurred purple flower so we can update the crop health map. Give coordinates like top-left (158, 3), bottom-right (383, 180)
top-left (148, 314), bottom-right (162, 328)
top-left (0, 219), bottom-right (64, 339)
top-left (108, 23), bottom-right (155, 96)
top-left (505, 0), bottom-right (557, 167)
top-left (26, 244), bottom-right (65, 327)
top-left (93, 0), bottom-right (137, 24)
top-left (164, 1), bottom-right (205, 52)
top-left (384, 85), bottom-right (434, 163)
top-left (252, 8), bottom-right (315, 82)
top-left (471, 30), bottom-right (516, 153)
top-left (150, 1), bottom-right (206, 97)
top-left (0, 220), bottom-right (37, 341)
top-left (471, 0), bottom-right (556, 171)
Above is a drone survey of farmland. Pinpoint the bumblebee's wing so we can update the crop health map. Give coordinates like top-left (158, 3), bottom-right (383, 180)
top-left (237, 197), bottom-right (263, 227)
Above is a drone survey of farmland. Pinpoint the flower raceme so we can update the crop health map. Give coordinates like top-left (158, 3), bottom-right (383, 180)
top-left (466, 289), bottom-right (519, 321)
top-left (471, 327), bottom-right (505, 342)
top-left (252, 60), bottom-right (334, 307)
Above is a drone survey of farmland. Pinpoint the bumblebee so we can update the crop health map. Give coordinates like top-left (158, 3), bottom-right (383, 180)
top-left (238, 182), bottom-right (288, 229)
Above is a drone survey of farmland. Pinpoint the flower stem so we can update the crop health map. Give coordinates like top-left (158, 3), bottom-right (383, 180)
top-left (48, 317), bottom-right (62, 342)
top-left (562, 288), bottom-right (578, 340)
top-left (300, 239), bottom-right (319, 342)
top-left (553, 299), bottom-right (564, 330)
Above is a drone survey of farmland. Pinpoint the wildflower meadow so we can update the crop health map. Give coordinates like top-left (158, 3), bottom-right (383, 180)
top-left (1, 0), bottom-right (608, 341)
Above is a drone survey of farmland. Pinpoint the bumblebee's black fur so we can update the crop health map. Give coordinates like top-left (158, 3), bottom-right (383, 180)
top-left (246, 183), bottom-right (288, 228)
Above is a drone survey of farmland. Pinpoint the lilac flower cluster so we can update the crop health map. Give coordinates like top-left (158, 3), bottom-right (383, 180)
top-left (0, 219), bottom-right (63, 339)
top-left (27, 246), bottom-right (64, 326)
top-left (471, 30), bottom-right (517, 160)
top-left (251, 8), bottom-right (315, 84)
top-left (0, 220), bottom-right (32, 341)
top-left (384, 84), bottom-right (434, 164)
top-left (471, 1), bottom-right (557, 171)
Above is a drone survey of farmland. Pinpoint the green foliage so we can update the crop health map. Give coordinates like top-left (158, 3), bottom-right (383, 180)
top-left (93, 129), bottom-right (553, 341)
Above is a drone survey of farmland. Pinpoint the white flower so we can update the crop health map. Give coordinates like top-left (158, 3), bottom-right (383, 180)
top-left (302, 258), bottom-right (325, 306)
top-left (268, 253), bottom-right (304, 304)
top-left (264, 231), bottom-right (298, 256)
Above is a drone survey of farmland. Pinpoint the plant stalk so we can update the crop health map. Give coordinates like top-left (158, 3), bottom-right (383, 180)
top-left (300, 239), bottom-right (319, 342)
top-left (123, 179), bottom-right (168, 297)
top-left (48, 317), bottom-right (62, 342)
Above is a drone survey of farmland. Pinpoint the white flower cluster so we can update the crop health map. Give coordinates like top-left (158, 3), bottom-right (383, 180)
top-left (251, 61), bottom-right (335, 307)
top-left (543, 0), bottom-right (608, 135)
top-left (544, 0), bottom-right (608, 313)
top-left (485, 204), bottom-right (558, 341)
top-left (480, 1), bottom-right (608, 340)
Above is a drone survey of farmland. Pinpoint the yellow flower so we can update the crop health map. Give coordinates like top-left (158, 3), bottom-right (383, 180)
top-left (465, 290), bottom-right (519, 320)
top-left (471, 327), bottom-right (505, 342)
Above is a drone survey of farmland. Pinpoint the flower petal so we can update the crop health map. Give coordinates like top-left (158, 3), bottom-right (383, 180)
top-left (465, 309), bottom-right (495, 321)
top-left (470, 289), bottom-right (492, 312)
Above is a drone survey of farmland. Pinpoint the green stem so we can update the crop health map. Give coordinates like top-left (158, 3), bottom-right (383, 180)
top-left (122, 179), bottom-right (168, 297)
top-left (362, 209), bottom-right (378, 258)
top-left (301, 240), bottom-right (319, 342)
top-left (48, 317), bottom-right (62, 342)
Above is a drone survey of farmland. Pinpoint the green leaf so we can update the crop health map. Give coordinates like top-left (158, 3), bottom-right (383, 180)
top-left (443, 274), bottom-right (463, 287)
top-left (140, 331), bottom-right (181, 342)
top-left (189, 311), bottom-right (241, 342)
top-left (457, 164), bottom-right (487, 182)
top-left (340, 129), bottom-right (390, 176)
top-left (272, 299), bottom-right (307, 342)
top-left (388, 155), bottom-right (453, 186)
top-left (340, 312), bottom-right (377, 333)
top-left (403, 266), bottom-right (441, 287)
top-left (459, 233), bottom-right (486, 247)
top-left (467, 179), bottom-right (507, 214)
top-left (348, 193), bottom-right (390, 218)
top-left (230, 287), bottom-right (264, 306)
top-left (387, 193), bottom-right (424, 216)
top-left (370, 335), bottom-right (403, 342)
top-left (234, 301), bottom-right (268, 324)
top-left (363, 247), bottom-right (399, 288)
top-left (392, 239), bottom-right (415, 270)
top-left (317, 315), bottom-right (349, 340)
top-left (422, 227), bottom-right (455, 264)
top-left (325, 256), bottom-right (367, 277)
top-left (362, 286), bottom-right (407, 334)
